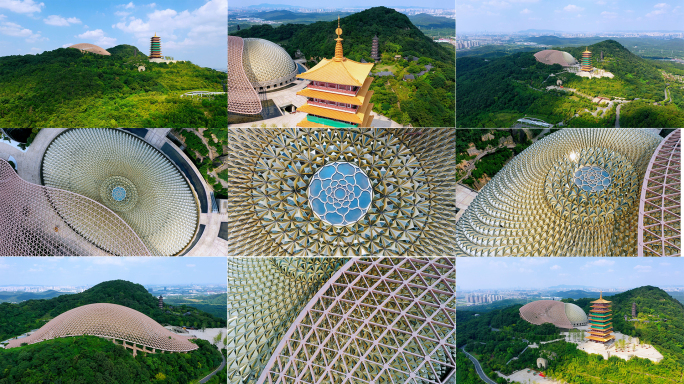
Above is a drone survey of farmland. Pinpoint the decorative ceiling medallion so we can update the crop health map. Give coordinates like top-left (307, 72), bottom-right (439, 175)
top-left (307, 161), bottom-right (372, 227)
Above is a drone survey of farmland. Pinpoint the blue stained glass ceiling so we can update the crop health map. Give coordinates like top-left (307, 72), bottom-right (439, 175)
top-left (574, 165), bottom-right (611, 193)
top-left (307, 162), bottom-right (373, 226)
top-left (111, 186), bottom-right (126, 201)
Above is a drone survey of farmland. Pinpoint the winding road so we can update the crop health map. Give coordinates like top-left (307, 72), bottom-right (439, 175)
top-left (462, 347), bottom-right (497, 384)
top-left (199, 351), bottom-right (226, 383)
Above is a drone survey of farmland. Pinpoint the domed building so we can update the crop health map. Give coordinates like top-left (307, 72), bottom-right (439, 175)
top-left (241, 38), bottom-right (297, 92)
top-left (5, 303), bottom-right (198, 355)
top-left (456, 129), bottom-right (663, 256)
top-left (520, 300), bottom-right (588, 329)
top-left (68, 43), bottom-right (111, 56)
top-left (534, 49), bottom-right (577, 66)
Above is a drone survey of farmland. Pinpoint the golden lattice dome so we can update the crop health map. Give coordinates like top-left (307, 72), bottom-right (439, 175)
top-left (242, 38), bottom-right (296, 84)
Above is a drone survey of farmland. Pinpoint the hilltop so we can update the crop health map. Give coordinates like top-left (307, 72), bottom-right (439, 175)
top-left (231, 6), bottom-right (455, 127)
top-left (457, 39), bottom-right (684, 127)
top-left (0, 280), bottom-right (226, 342)
top-left (0, 46), bottom-right (227, 128)
top-left (457, 286), bottom-right (684, 384)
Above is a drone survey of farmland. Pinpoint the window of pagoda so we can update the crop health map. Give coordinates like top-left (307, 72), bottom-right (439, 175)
top-left (308, 98), bottom-right (359, 113)
top-left (308, 81), bottom-right (358, 95)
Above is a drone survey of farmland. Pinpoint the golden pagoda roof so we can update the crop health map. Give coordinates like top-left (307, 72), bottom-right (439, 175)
top-left (298, 58), bottom-right (374, 87)
top-left (297, 104), bottom-right (364, 125)
top-left (591, 291), bottom-right (612, 304)
top-left (583, 47), bottom-right (591, 53)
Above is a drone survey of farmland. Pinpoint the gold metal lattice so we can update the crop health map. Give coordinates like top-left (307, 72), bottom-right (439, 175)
top-left (227, 257), bottom-right (346, 384)
top-left (226, 128), bottom-right (456, 256)
top-left (456, 128), bottom-right (663, 256)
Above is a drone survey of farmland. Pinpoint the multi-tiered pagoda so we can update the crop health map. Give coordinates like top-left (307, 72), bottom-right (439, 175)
top-left (371, 35), bottom-right (380, 61)
top-left (581, 47), bottom-right (592, 72)
top-left (587, 291), bottom-right (615, 344)
top-left (295, 17), bottom-right (375, 128)
top-left (150, 33), bottom-right (162, 59)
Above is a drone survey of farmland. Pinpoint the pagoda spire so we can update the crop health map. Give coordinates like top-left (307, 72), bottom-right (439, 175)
top-left (334, 15), bottom-right (345, 62)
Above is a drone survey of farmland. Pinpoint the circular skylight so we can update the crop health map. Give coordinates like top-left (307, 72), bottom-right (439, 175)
top-left (307, 162), bottom-right (372, 226)
top-left (574, 165), bottom-right (611, 193)
top-left (111, 186), bottom-right (126, 201)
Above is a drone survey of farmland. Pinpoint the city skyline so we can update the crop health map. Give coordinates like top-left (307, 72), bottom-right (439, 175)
top-left (0, 0), bottom-right (226, 69)
top-left (0, 257), bottom-right (227, 286)
top-left (457, 0), bottom-right (683, 33)
top-left (457, 258), bottom-right (684, 290)
top-left (231, 0), bottom-right (455, 9)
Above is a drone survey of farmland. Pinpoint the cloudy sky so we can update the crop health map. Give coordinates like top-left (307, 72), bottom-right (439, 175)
top-left (457, 0), bottom-right (683, 33)
top-left (0, 257), bottom-right (227, 286)
top-left (0, 0), bottom-right (226, 69)
top-left (457, 258), bottom-right (684, 290)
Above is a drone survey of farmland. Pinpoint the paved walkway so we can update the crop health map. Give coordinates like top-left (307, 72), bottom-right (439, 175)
top-left (462, 347), bottom-right (497, 384)
top-left (0, 128), bottom-right (68, 185)
top-left (456, 184), bottom-right (478, 223)
top-left (199, 352), bottom-right (225, 383)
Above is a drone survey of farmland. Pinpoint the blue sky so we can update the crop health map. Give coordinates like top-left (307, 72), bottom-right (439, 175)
top-left (457, 258), bottom-right (684, 290)
top-left (230, 0), bottom-right (454, 9)
top-left (0, 257), bottom-right (227, 286)
top-left (0, 0), bottom-right (226, 69)
top-left (457, 0), bottom-right (684, 33)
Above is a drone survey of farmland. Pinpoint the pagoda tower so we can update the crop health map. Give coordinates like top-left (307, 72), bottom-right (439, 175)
top-left (587, 291), bottom-right (615, 344)
top-left (581, 47), bottom-right (592, 72)
top-left (158, 295), bottom-right (163, 309)
top-left (295, 16), bottom-right (375, 128)
top-left (150, 33), bottom-right (162, 60)
top-left (371, 35), bottom-right (380, 61)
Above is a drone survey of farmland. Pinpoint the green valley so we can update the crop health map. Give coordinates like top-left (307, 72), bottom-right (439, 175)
top-left (457, 40), bottom-right (684, 128)
top-left (0, 45), bottom-right (227, 128)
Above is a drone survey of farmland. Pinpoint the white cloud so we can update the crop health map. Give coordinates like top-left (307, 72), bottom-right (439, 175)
top-left (0, 0), bottom-right (44, 14)
top-left (550, 265), bottom-right (561, 270)
top-left (186, 264), bottom-right (196, 267)
top-left (607, 269), bottom-right (614, 273)
top-left (124, 1), bottom-right (134, 9)
top-left (520, 8), bottom-right (531, 14)
top-left (114, 0), bottom-right (226, 49)
top-left (625, 9), bottom-right (634, 13)
top-left (76, 29), bottom-right (117, 47)
top-left (585, 259), bottom-right (615, 267)
top-left (654, 3), bottom-right (668, 8)
top-left (660, 262), bottom-right (671, 266)
top-left (61, 42), bottom-right (73, 48)
top-left (634, 265), bottom-right (652, 272)
top-left (147, 2), bottom-right (156, 7)
top-left (44, 15), bottom-right (82, 26)
top-left (601, 11), bottom-right (617, 18)
top-left (597, 0), bottom-right (606, 4)
top-left (0, 13), bottom-right (5, 19)
top-left (563, 4), bottom-right (585, 12)
top-left (0, 20), bottom-right (43, 41)
top-left (115, 11), bottom-right (131, 17)
top-left (647, 3), bottom-right (670, 17)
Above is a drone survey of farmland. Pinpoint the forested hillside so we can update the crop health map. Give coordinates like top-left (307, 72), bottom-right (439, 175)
top-left (0, 280), bottom-right (226, 342)
top-left (0, 290), bottom-right (69, 304)
top-left (231, 7), bottom-right (454, 127)
top-left (457, 286), bottom-right (684, 384)
top-left (457, 40), bottom-right (684, 127)
top-left (0, 46), bottom-right (226, 128)
top-left (0, 336), bottom-right (223, 384)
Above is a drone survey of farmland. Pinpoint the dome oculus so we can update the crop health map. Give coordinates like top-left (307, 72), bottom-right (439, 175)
top-left (574, 165), bottom-right (611, 193)
top-left (308, 162), bottom-right (372, 226)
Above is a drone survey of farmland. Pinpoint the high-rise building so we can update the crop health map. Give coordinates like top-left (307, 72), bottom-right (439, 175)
top-left (581, 47), bottom-right (592, 72)
top-left (371, 35), bottom-right (379, 61)
top-left (150, 34), bottom-right (162, 59)
top-left (588, 292), bottom-right (615, 343)
top-left (295, 17), bottom-right (375, 127)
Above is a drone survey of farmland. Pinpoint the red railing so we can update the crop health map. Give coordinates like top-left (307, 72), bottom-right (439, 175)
top-left (307, 84), bottom-right (356, 95)
top-left (307, 100), bottom-right (358, 113)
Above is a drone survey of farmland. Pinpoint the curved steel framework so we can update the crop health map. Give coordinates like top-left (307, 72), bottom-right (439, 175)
top-left (456, 128), bottom-right (662, 256)
top-left (638, 128), bottom-right (681, 256)
top-left (41, 129), bottom-right (199, 256)
top-left (226, 128), bottom-right (456, 256)
top-left (257, 257), bottom-right (455, 384)
top-left (228, 36), bottom-right (263, 114)
top-left (0, 158), bottom-right (151, 256)
top-left (6, 303), bottom-right (197, 353)
top-left (227, 258), bottom-right (346, 384)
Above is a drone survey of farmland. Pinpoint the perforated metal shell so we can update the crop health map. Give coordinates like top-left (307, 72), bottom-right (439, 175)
top-left (242, 38), bottom-right (297, 84)
top-left (6, 303), bottom-right (198, 352)
top-left (456, 128), bottom-right (662, 256)
top-left (41, 129), bottom-right (199, 256)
